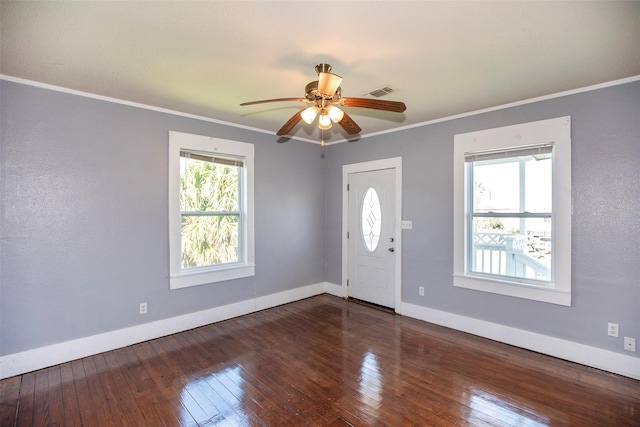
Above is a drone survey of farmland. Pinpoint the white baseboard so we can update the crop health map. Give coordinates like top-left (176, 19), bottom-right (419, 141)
top-left (323, 281), bottom-right (346, 298)
top-left (3, 285), bottom-right (637, 381)
top-left (0, 282), bottom-right (329, 379)
top-left (400, 301), bottom-right (640, 380)
top-left (322, 283), bottom-right (639, 379)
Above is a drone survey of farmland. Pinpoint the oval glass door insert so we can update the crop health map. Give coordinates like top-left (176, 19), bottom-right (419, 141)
top-left (361, 187), bottom-right (382, 252)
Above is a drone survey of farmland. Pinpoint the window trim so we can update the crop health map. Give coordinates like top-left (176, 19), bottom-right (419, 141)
top-left (453, 116), bottom-right (571, 306)
top-left (168, 131), bottom-right (255, 290)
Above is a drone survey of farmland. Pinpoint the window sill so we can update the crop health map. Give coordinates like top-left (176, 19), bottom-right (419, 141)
top-left (170, 264), bottom-right (255, 290)
top-left (453, 273), bottom-right (571, 306)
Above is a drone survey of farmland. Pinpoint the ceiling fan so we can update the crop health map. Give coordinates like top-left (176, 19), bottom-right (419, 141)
top-left (240, 64), bottom-right (406, 144)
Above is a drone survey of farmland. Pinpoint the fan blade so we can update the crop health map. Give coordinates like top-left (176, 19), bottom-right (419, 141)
top-left (341, 97), bottom-right (406, 113)
top-left (337, 111), bottom-right (362, 135)
top-left (276, 108), bottom-right (305, 136)
top-left (240, 98), bottom-right (306, 106)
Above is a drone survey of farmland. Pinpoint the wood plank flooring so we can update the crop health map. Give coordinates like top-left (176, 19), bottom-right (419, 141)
top-left (1, 294), bottom-right (639, 426)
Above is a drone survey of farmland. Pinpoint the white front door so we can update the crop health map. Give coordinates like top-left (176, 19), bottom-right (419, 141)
top-left (347, 168), bottom-right (396, 308)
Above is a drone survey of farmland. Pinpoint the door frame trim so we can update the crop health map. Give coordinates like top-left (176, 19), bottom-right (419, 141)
top-left (342, 157), bottom-right (403, 313)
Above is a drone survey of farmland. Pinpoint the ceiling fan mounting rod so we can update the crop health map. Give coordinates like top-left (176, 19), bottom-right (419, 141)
top-left (315, 63), bottom-right (332, 74)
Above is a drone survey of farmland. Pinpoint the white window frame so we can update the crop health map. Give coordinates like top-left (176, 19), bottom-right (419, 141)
top-left (168, 131), bottom-right (255, 290)
top-left (453, 116), bottom-right (571, 306)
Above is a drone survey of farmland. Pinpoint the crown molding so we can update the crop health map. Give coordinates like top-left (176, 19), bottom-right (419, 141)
top-left (2, 74), bottom-right (639, 145)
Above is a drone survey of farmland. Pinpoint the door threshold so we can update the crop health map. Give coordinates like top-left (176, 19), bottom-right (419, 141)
top-left (347, 297), bottom-right (396, 315)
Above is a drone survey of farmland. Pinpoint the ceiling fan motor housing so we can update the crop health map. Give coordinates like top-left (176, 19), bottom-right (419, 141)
top-left (305, 81), bottom-right (341, 103)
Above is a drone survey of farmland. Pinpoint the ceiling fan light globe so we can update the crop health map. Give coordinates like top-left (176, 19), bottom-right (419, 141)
top-left (318, 113), bottom-right (332, 130)
top-left (328, 105), bottom-right (344, 123)
top-left (301, 106), bottom-right (319, 124)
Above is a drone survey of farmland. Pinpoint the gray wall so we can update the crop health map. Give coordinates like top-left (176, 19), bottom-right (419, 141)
top-left (0, 80), bottom-right (326, 355)
top-left (325, 80), bottom-right (640, 357)
top-left (2, 78), bottom-right (639, 360)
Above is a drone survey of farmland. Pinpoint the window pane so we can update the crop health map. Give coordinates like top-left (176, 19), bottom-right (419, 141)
top-left (181, 214), bottom-right (239, 268)
top-left (180, 156), bottom-right (239, 212)
top-left (471, 216), bottom-right (551, 281)
top-left (473, 161), bottom-right (520, 213)
top-left (361, 187), bottom-right (381, 252)
top-left (524, 155), bottom-right (552, 213)
top-left (473, 154), bottom-right (552, 214)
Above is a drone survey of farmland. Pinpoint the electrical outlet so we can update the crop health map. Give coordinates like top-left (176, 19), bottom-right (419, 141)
top-left (418, 286), bottom-right (425, 296)
top-left (608, 323), bottom-right (619, 337)
top-left (139, 302), bottom-right (147, 314)
top-left (401, 220), bottom-right (413, 230)
top-left (624, 337), bottom-right (636, 352)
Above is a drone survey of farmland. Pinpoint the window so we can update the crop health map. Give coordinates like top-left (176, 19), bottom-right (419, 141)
top-left (169, 131), bottom-right (254, 289)
top-left (453, 117), bottom-right (571, 306)
top-left (467, 146), bottom-right (553, 282)
top-left (361, 187), bottom-right (382, 253)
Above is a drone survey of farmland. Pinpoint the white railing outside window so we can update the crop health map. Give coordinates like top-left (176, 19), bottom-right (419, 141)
top-left (471, 233), bottom-right (549, 281)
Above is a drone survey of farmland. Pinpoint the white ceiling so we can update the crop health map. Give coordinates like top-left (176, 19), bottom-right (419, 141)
top-left (2, 1), bottom-right (639, 144)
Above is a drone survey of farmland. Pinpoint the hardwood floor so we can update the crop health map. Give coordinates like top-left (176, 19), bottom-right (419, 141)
top-left (1, 294), bottom-right (639, 426)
